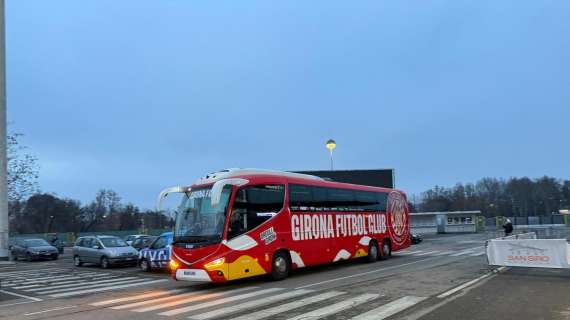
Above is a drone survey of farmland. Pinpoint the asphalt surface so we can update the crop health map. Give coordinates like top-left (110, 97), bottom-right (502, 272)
top-left (0, 232), bottom-right (565, 320)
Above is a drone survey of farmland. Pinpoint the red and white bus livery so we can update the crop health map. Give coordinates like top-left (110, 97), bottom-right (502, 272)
top-left (160, 169), bottom-right (410, 282)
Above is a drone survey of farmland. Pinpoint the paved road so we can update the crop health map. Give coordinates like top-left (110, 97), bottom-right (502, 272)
top-left (0, 233), bottom-right (496, 320)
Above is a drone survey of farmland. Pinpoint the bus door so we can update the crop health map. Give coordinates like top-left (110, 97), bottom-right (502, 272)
top-left (226, 184), bottom-right (285, 280)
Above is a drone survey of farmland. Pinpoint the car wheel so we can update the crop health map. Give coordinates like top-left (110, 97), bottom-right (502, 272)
top-left (380, 240), bottom-right (391, 260)
top-left (52, 255), bottom-right (59, 260)
top-left (140, 259), bottom-right (151, 272)
top-left (10, 251), bottom-right (17, 261)
top-left (367, 241), bottom-right (379, 262)
top-left (26, 253), bottom-right (33, 262)
top-left (73, 255), bottom-right (83, 267)
top-left (100, 256), bottom-right (111, 269)
top-left (271, 251), bottom-right (290, 281)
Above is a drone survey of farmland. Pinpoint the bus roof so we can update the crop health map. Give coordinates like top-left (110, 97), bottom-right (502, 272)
top-left (192, 168), bottom-right (401, 194)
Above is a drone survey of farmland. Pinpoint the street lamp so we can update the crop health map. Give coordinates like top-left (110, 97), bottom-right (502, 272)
top-left (326, 139), bottom-right (336, 170)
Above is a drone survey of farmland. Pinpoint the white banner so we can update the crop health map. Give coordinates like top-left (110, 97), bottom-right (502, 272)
top-left (487, 239), bottom-right (570, 269)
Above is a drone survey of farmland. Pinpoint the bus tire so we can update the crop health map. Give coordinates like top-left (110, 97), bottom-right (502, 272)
top-left (367, 241), bottom-right (379, 262)
top-left (271, 251), bottom-right (290, 281)
top-left (380, 240), bottom-right (391, 260)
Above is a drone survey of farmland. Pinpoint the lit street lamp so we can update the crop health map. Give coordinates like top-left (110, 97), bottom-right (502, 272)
top-left (326, 139), bottom-right (336, 170)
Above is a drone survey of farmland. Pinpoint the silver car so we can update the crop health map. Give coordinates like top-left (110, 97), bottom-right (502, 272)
top-left (72, 235), bottom-right (138, 268)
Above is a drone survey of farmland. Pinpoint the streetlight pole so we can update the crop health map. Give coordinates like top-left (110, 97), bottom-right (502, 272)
top-left (326, 139), bottom-right (336, 171)
top-left (0, 0), bottom-right (8, 261)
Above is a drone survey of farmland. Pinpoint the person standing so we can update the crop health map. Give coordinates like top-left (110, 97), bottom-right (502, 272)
top-left (503, 219), bottom-right (514, 236)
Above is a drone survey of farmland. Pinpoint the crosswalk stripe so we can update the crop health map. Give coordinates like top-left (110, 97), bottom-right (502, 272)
top-left (351, 296), bottom-right (427, 320)
top-left (414, 251), bottom-right (440, 256)
top-left (49, 279), bottom-right (168, 298)
top-left (91, 289), bottom-right (185, 306)
top-left (158, 288), bottom-right (283, 316)
top-left (287, 293), bottom-right (380, 320)
top-left (110, 288), bottom-right (231, 310)
top-left (0, 268), bottom-right (66, 276)
top-left (231, 291), bottom-right (346, 320)
top-left (434, 251), bottom-right (455, 256)
top-left (189, 289), bottom-right (313, 320)
top-left (5, 273), bottom-right (107, 286)
top-left (26, 277), bottom-right (137, 292)
top-left (13, 275), bottom-right (113, 289)
top-left (37, 278), bottom-right (147, 295)
top-left (132, 292), bottom-right (227, 313)
top-left (469, 251), bottom-right (486, 256)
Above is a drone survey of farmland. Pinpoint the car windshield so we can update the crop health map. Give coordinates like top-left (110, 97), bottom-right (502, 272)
top-left (25, 239), bottom-right (50, 247)
top-left (174, 185), bottom-right (232, 243)
top-left (100, 237), bottom-right (129, 247)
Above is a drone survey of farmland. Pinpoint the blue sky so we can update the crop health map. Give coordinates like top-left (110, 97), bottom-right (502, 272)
top-left (7, 1), bottom-right (570, 208)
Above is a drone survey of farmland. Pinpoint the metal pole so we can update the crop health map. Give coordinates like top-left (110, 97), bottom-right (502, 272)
top-left (0, 0), bottom-right (8, 261)
top-left (329, 149), bottom-right (333, 170)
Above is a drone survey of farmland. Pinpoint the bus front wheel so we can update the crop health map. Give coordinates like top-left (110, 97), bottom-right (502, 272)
top-left (271, 251), bottom-right (290, 281)
top-left (367, 241), bottom-right (379, 262)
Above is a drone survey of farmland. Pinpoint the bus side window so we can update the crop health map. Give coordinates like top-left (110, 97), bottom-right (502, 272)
top-left (227, 184), bottom-right (285, 239)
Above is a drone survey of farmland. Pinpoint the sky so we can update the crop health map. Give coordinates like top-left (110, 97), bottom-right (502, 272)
top-left (6, 1), bottom-right (570, 209)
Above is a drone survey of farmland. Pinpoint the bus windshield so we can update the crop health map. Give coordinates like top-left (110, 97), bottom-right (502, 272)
top-left (174, 185), bottom-right (232, 244)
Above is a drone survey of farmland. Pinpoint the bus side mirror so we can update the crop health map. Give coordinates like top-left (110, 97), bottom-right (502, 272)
top-left (211, 178), bottom-right (249, 208)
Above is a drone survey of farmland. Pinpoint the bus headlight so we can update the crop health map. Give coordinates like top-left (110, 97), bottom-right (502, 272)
top-left (204, 257), bottom-right (225, 270)
top-left (169, 259), bottom-right (180, 270)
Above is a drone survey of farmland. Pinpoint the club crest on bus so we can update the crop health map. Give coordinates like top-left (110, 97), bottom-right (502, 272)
top-left (388, 191), bottom-right (408, 245)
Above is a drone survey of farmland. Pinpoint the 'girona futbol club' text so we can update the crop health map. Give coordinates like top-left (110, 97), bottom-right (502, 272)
top-left (291, 213), bottom-right (387, 241)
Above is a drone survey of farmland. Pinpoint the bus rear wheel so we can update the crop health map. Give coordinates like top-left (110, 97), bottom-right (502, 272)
top-left (271, 251), bottom-right (290, 281)
top-left (380, 240), bottom-right (391, 260)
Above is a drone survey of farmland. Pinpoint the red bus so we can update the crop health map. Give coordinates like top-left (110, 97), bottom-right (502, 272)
top-left (160, 169), bottom-right (410, 282)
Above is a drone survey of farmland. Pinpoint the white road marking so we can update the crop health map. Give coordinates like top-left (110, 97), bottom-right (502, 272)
top-left (91, 289), bottom-right (185, 306)
top-left (39, 278), bottom-right (148, 295)
top-left (0, 268), bottom-right (66, 276)
top-left (189, 289), bottom-right (313, 320)
top-left (49, 279), bottom-right (168, 298)
top-left (469, 251), bottom-right (486, 256)
top-left (3, 273), bottom-right (101, 285)
top-left (437, 274), bottom-right (491, 298)
top-left (9, 273), bottom-right (109, 288)
top-left (14, 275), bottom-right (113, 289)
top-left (396, 250), bottom-right (423, 255)
top-left (231, 291), bottom-right (346, 320)
top-left (351, 296), bottom-right (427, 320)
top-left (158, 288), bottom-right (283, 316)
top-left (295, 257), bottom-right (438, 289)
top-left (450, 248), bottom-right (478, 256)
top-left (434, 251), bottom-right (455, 256)
top-left (27, 277), bottom-right (138, 293)
top-left (24, 305), bottom-right (77, 316)
top-left (109, 288), bottom-right (231, 310)
top-left (0, 289), bottom-right (43, 302)
top-left (414, 251), bottom-right (440, 256)
top-left (287, 293), bottom-right (380, 320)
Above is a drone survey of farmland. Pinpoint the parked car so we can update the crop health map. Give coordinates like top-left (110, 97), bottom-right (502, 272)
top-left (131, 236), bottom-right (156, 251)
top-left (411, 233), bottom-right (423, 244)
top-left (124, 234), bottom-right (148, 246)
top-left (138, 232), bottom-right (173, 272)
top-left (10, 238), bottom-right (59, 261)
top-left (72, 235), bottom-right (138, 268)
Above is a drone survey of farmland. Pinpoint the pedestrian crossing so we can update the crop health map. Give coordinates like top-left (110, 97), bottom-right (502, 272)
top-left (0, 268), bottom-right (167, 298)
top-left (394, 246), bottom-right (486, 258)
top-left (90, 286), bottom-right (428, 320)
